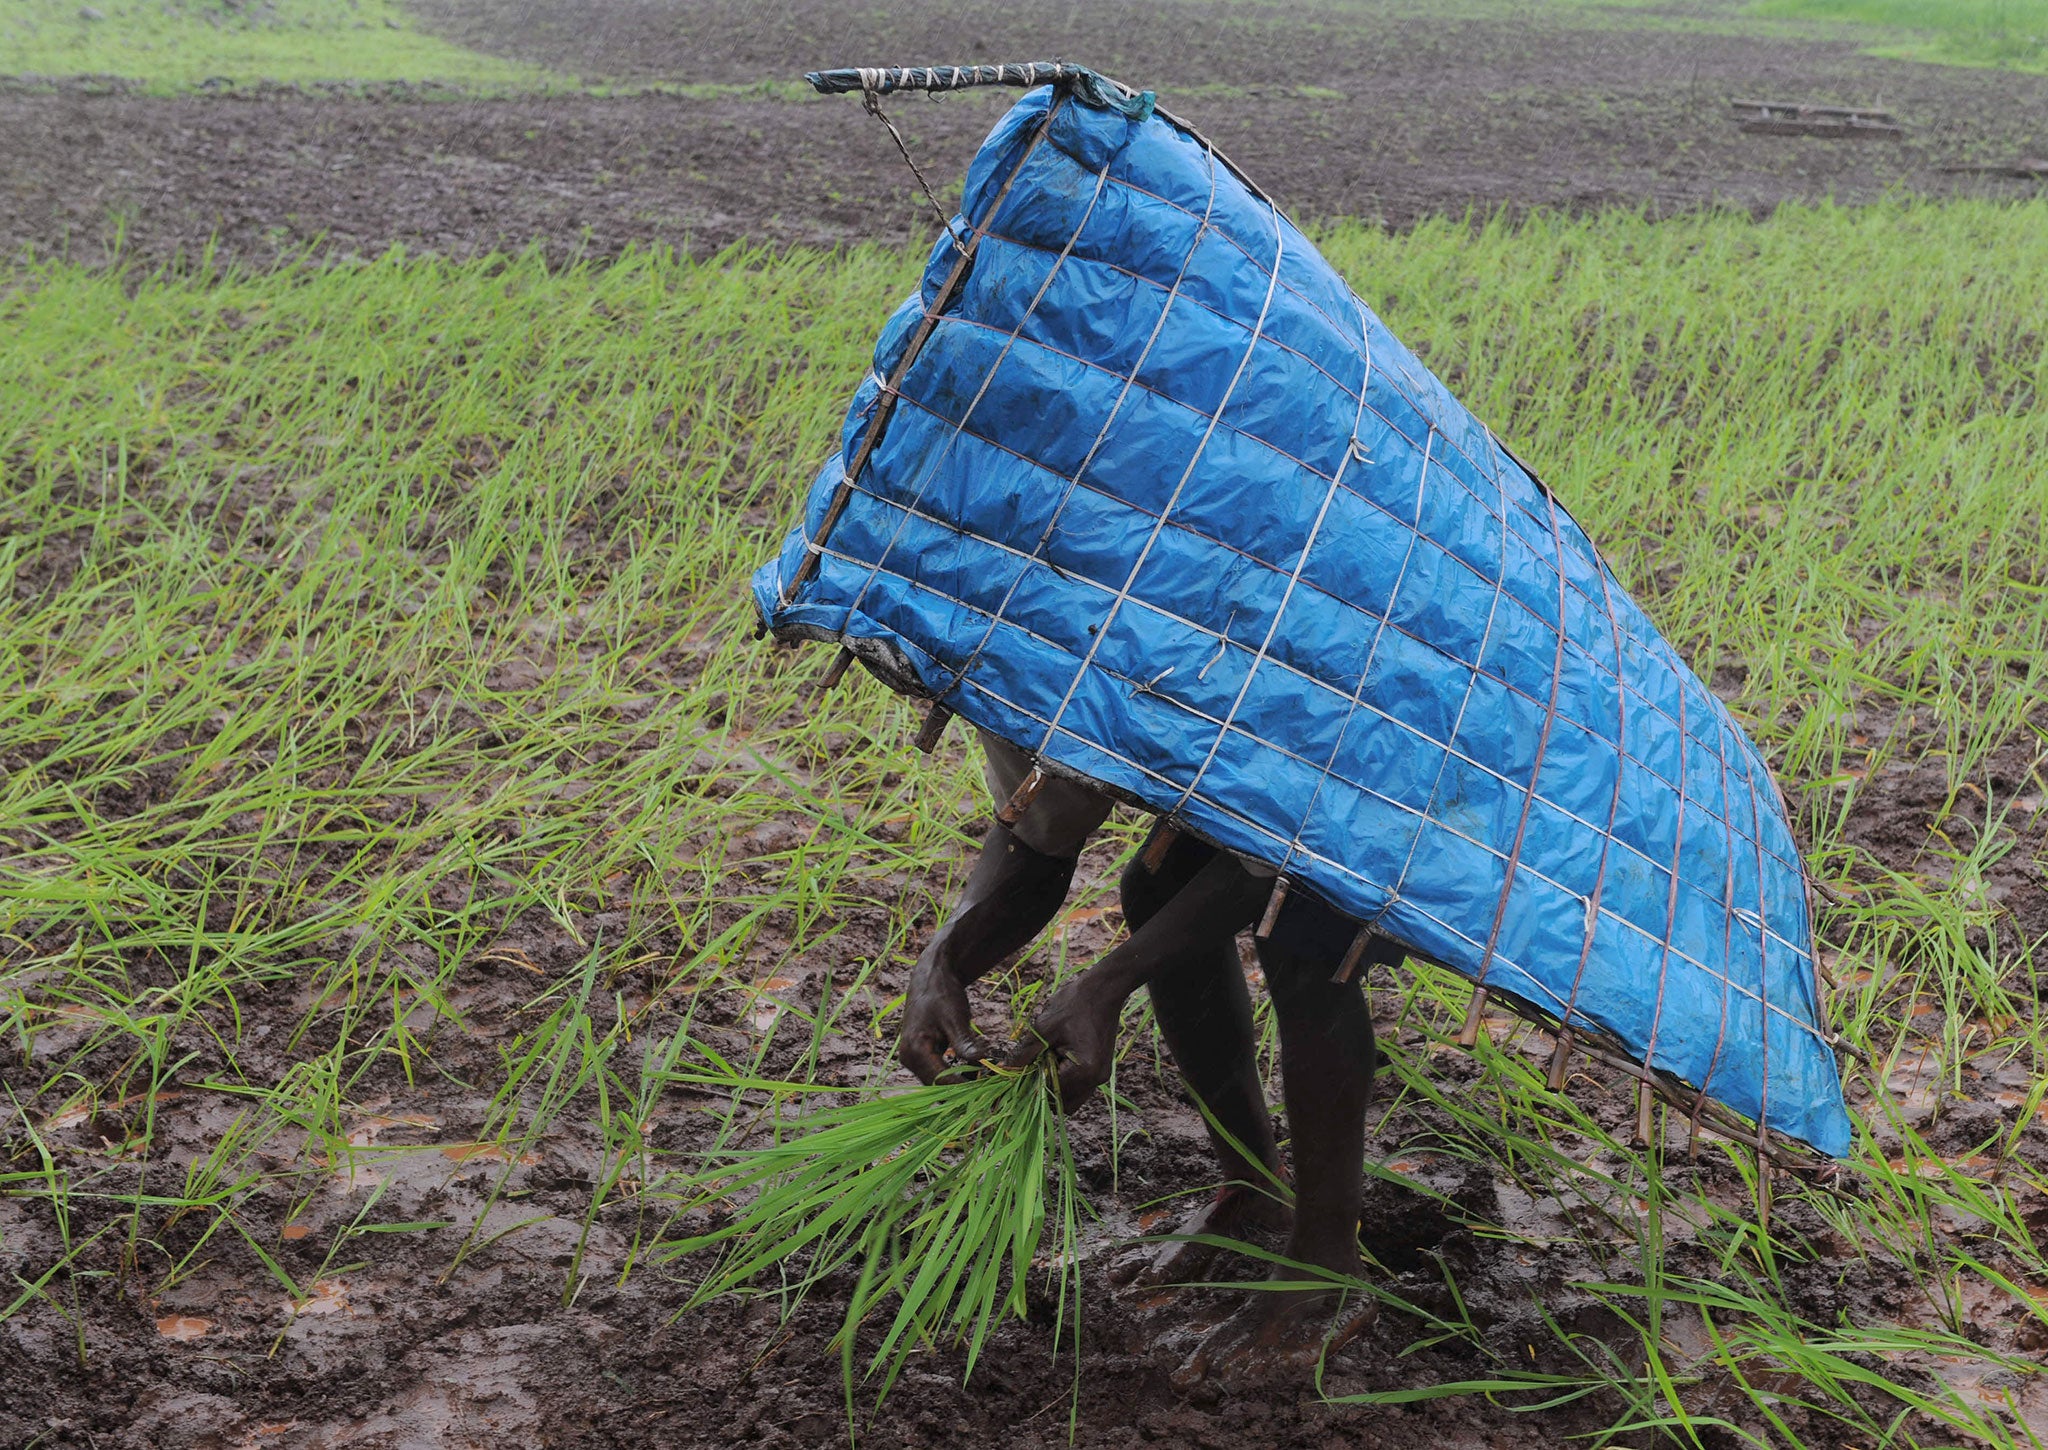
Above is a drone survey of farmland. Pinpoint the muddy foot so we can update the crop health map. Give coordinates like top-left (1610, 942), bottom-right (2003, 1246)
top-left (1168, 1284), bottom-right (1377, 1393)
top-left (1110, 1183), bottom-right (1290, 1290)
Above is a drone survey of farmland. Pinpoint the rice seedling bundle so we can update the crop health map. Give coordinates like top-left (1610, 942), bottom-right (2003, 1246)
top-left (669, 1063), bottom-right (1083, 1403)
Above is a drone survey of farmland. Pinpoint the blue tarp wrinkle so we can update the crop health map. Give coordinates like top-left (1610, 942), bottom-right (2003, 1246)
top-left (754, 84), bottom-right (1854, 1159)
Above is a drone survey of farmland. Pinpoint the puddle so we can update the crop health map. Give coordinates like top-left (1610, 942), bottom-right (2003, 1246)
top-left (1928, 1354), bottom-right (2048, 1439)
top-left (289, 1280), bottom-right (350, 1319)
top-left (346, 1112), bottom-right (440, 1148)
top-left (154, 1315), bottom-right (213, 1341)
top-left (441, 1141), bottom-right (540, 1165)
top-left (44, 1089), bottom-right (184, 1132)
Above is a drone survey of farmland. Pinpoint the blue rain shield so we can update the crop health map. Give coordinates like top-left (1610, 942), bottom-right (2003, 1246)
top-left (755, 83), bottom-right (1853, 1159)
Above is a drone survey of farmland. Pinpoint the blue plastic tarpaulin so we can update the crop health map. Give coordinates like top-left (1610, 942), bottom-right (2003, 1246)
top-left (755, 78), bottom-right (1853, 1159)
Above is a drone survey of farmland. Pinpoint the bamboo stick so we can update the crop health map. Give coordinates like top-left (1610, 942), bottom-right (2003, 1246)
top-left (996, 765), bottom-right (1046, 826)
top-left (913, 701), bottom-right (953, 754)
top-left (1457, 987), bottom-right (1489, 1048)
top-left (1330, 925), bottom-right (1375, 985)
top-left (1255, 876), bottom-right (1290, 939)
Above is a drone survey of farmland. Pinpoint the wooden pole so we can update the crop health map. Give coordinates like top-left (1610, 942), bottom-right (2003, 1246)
top-left (1330, 925), bottom-right (1375, 985)
top-left (1254, 876), bottom-right (1290, 939)
top-left (1545, 1030), bottom-right (1573, 1091)
top-left (1139, 825), bottom-right (1179, 873)
top-left (912, 701), bottom-right (952, 754)
top-left (1457, 987), bottom-right (1489, 1048)
top-left (812, 646), bottom-right (855, 698)
top-left (996, 765), bottom-right (1046, 826)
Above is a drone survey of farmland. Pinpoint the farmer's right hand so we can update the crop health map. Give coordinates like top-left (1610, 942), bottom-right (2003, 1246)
top-left (1001, 973), bottom-right (1123, 1112)
top-left (898, 958), bottom-right (993, 1084)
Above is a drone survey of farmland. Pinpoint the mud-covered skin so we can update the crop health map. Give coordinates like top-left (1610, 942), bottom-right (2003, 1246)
top-left (1120, 830), bottom-right (1284, 1199)
top-left (1111, 825), bottom-right (1400, 1386)
top-left (898, 800), bottom-right (1400, 1386)
top-left (1107, 826), bottom-right (1297, 1293)
top-left (897, 821), bottom-right (1079, 1084)
top-left (1170, 1287), bottom-right (1381, 1393)
top-left (1110, 1183), bottom-right (1292, 1290)
top-left (1003, 844), bottom-right (1271, 1112)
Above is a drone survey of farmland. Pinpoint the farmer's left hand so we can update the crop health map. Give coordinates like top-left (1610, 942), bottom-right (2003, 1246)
top-left (1002, 975), bottom-right (1125, 1112)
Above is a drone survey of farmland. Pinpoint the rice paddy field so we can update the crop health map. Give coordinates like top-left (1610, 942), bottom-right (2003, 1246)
top-left (6, 0), bottom-right (2048, 1441)
top-left (2, 191), bottom-right (2046, 1446)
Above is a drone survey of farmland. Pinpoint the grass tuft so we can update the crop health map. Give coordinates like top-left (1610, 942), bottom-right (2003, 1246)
top-left (1749, 0), bottom-right (2048, 71)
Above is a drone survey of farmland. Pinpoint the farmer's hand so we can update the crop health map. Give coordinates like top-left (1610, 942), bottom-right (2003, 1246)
top-left (1004, 975), bottom-right (1124, 1112)
top-left (898, 958), bottom-right (994, 1084)
top-left (895, 817), bottom-right (1086, 1084)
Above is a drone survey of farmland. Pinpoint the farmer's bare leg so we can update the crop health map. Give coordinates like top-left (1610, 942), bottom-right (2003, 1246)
top-left (1113, 825), bottom-right (1286, 1287)
top-left (1174, 902), bottom-right (1397, 1389)
top-left (898, 733), bottom-right (1111, 1083)
top-left (1270, 929), bottom-right (1382, 1281)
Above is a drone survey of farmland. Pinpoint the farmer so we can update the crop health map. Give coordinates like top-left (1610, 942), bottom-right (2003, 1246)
top-left (897, 730), bottom-right (1400, 1385)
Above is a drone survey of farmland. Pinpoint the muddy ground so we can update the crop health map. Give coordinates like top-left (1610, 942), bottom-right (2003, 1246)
top-left (4, 0), bottom-right (2048, 266)
top-left (5, 736), bottom-right (2046, 1450)
top-left (6, 2), bottom-right (2048, 1447)
top-left (4, 682), bottom-right (2046, 1449)
top-left (0, 861), bottom-right (1659, 1450)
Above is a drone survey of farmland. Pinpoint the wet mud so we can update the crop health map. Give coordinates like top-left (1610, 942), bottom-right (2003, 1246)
top-left (6, 737), bottom-right (2045, 1448)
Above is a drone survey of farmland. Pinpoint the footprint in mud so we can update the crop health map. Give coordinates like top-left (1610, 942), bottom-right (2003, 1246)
top-left (1361, 1155), bottom-right (1500, 1272)
top-left (1097, 1157), bottom-right (1503, 1398)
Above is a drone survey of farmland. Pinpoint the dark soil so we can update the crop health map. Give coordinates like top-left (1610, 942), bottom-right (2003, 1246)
top-left (6, 3), bottom-right (2048, 1447)
top-left (5, 0), bottom-right (2048, 266)
top-left (1844, 733), bottom-right (2048, 943)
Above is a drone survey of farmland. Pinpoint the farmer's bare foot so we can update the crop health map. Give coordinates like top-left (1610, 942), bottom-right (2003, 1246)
top-left (1168, 1284), bottom-right (1377, 1392)
top-left (1111, 1183), bottom-right (1290, 1289)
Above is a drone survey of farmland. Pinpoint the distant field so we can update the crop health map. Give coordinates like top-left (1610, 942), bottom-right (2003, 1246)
top-left (12, 0), bottom-right (2048, 271)
top-left (5, 0), bottom-right (2048, 90)
top-left (4, 199), bottom-right (2046, 1444)
top-left (1754, 0), bottom-right (2048, 70)
top-left (0, 0), bottom-right (552, 89)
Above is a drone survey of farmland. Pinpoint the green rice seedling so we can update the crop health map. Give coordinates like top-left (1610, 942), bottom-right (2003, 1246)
top-left (664, 1061), bottom-right (1083, 1411)
top-left (4, 199), bottom-right (2046, 1440)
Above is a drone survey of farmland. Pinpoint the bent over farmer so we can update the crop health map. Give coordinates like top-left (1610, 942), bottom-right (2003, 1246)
top-left (897, 729), bottom-right (1401, 1385)
top-left (767, 67), bottom-right (1853, 1392)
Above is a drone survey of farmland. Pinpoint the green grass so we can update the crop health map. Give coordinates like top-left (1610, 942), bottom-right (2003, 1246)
top-left (1749, 0), bottom-right (2048, 70)
top-left (1395, 0), bottom-right (2048, 72)
top-left (2, 198), bottom-right (2046, 1442)
top-left (0, 0), bottom-right (557, 91)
